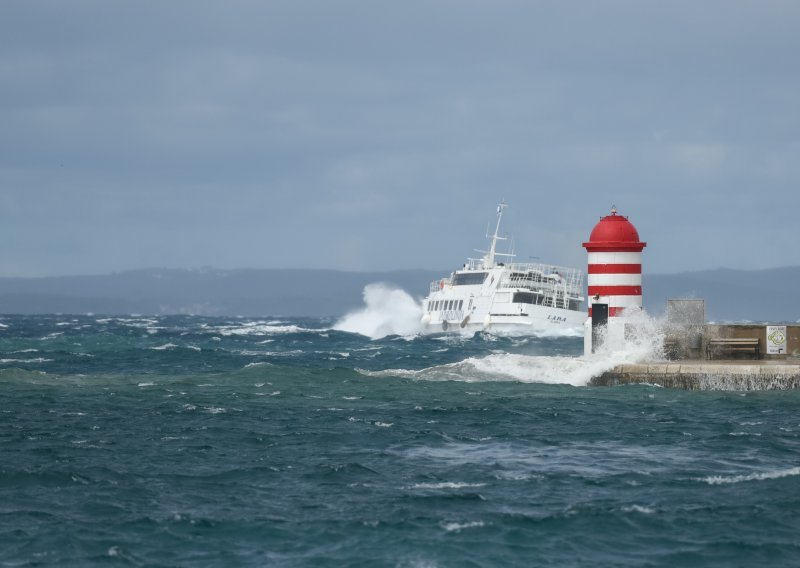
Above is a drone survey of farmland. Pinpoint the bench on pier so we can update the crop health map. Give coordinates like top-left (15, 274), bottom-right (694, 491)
top-left (706, 338), bottom-right (760, 360)
top-left (663, 338), bottom-right (680, 360)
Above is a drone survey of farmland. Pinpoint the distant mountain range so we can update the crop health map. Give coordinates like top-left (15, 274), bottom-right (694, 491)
top-left (0, 266), bottom-right (796, 323)
top-left (643, 266), bottom-right (800, 323)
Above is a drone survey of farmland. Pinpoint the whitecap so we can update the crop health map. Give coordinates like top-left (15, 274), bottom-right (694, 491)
top-left (216, 322), bottom-right (321, 336)
top-left (728, 432), bottom-right (761, 437)
top-left (440, 521), bottom-right (485, 532)
top-left (39, 332), bottom-right (63, 340)
top-left (701, 466), bottom-right (800, 485)
top-left (411, 482), bottom-right (486, 489)
top-left (622, 505), bottom-right (655, 514)
top-left (150, 343), bottom-right (177, 351)
top-left (373, 421), bottom-right (393, 427)
top-left (138, 382), bottom-right (155, 387)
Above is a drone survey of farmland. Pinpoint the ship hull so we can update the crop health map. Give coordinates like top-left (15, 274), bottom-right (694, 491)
top-left (421, 302), bottom-right (585, 334)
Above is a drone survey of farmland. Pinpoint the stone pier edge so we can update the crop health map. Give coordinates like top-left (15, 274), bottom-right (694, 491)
top-left (591, 363), bottom-right (800, 390)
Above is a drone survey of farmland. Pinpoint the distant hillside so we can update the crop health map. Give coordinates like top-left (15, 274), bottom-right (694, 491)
top-left (644, 266), bottom-right (800, 323)
top-left (0, 268), bottom-right (441, 317)
top-left (0, 266), bottom-right (797, 322)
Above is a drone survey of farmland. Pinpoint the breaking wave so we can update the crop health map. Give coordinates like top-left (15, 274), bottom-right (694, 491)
top-left (334, 283), bottom-right (424, 340)
top-left (701, 466), bottom-right (800, 485)
top-left (360, 311), bottom-right (666, 386)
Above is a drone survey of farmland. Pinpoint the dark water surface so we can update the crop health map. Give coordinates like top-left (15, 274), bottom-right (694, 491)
top-left (1, 315), bottom-right (799, 566)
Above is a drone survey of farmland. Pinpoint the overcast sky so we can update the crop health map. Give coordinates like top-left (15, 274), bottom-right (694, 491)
top-left (1, 1), bottom-right (798, 277)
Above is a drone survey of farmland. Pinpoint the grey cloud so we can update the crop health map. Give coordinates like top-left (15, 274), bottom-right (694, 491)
top-left (1, 0), bottom-right (799, 276)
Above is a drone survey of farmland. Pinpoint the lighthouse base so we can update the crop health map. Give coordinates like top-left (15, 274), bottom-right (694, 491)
top-left (583, 308), bottom-right (655, 356)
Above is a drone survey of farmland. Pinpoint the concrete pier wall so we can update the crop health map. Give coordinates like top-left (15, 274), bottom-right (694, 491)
top-left (664, 324), bottom-right (800, 361)
top-left (591, 362), bottom-right (800, 390)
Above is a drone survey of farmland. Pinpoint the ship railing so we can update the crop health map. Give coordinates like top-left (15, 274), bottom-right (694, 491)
top-left (501, 263), bottom-right (584, 294)
top-left (429, 278), bottom-right (452, 294)
top-left (498, 263), bottom-right (584, 310)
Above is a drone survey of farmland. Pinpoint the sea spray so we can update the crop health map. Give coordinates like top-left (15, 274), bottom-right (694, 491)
top-left (334, 283), bottom-right (424, 339)
top-left (593, 308), bottom-right (667, 362)
top-left (361, 311), bottom-right (669, 386)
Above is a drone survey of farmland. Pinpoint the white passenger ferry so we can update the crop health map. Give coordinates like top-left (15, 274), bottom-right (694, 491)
top-left (421, 203), bottom-right (585, 333)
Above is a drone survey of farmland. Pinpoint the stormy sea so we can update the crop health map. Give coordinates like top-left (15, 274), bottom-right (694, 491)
top-left (2, 288), bottom-right (799, 566)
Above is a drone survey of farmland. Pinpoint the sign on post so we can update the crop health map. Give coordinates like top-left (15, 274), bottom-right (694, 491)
top-left (766, 325), bottom-right (787, 355)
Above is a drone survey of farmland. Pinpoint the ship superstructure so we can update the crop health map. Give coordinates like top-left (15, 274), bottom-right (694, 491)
top-left (421, 203), bottom-right (585, 332)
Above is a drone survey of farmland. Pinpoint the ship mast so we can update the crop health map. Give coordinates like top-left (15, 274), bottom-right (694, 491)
top-left (484, 202), bottom-right (508, 268)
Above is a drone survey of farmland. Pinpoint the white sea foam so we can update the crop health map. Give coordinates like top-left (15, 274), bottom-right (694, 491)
top-left (334, 283), bottom-right (423, 339)
top-left (150, 343), bottom-right (178, 351)
top-left (40, 332), bottom-right (63, 340)
top-left (360, 310), bottom-right (666, 386)
top-left (411, 482), bottom-right (486, 490)
top-left (359, 352), bottom-right (623, 387)
top-left (440, 521), bottom-right (485, 532)
top-left (701, 466), bottom-right (800, 485)
top-left (622, 505), bottom-right (655, 514)
top-left (244, 361), bottom-right (272, 368)
top-left (217, 322), bottom-right (320, 336)
top-left (0, 358), bottom-right (53, 364)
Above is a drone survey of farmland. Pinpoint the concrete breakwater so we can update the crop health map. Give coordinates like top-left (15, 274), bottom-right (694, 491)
top-left (592, 361), bottom-right (800, 390)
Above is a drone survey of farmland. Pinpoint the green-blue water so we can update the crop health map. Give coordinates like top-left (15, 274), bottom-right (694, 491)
top-left (1, 315), bottom-right (799, 566)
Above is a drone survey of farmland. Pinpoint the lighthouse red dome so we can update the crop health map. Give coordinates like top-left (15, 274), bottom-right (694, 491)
top-left (583, 207), bottom-right (646, 252)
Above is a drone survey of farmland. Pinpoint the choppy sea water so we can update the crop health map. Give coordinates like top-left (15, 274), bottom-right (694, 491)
top-left (1, 313), bottom-right (799, 567)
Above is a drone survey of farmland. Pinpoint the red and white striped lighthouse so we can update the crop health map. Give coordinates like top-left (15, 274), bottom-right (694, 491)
top-left (582, 207), bottom-right (646, 318)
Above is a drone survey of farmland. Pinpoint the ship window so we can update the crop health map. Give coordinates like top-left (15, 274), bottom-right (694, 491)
top-left (453, 272), bottom-right (488, 286)
top-left (458, 300), bottom-right (463, 310)
top-left (448, 300), bottom-right (454, 310)
top-left (513, 292), bottom-right (534, 304)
